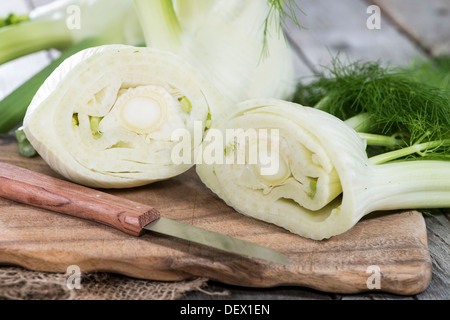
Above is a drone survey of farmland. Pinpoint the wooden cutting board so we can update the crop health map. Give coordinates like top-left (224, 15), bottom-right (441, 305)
top-left (0, 134), bottom-right (431, 295)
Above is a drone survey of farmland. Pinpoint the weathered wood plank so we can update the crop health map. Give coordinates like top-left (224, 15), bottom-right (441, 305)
top-left (340, 210), bottom-right (450, 300)
top-left (287, 37), bottom-right (316, 82)
top-left (284, 0), bottom-right (426, 73)
top-left (370, 0), bottom-right (450, 56)
top-left (416, 213), bottom-right (450, 300)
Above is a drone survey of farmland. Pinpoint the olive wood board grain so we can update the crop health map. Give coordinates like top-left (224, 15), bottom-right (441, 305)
top-left (0, 135), bottom-right (431, 295)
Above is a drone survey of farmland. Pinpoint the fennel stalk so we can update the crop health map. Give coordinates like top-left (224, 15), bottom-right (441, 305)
top-left (0, 0), bottom-right (144, 133)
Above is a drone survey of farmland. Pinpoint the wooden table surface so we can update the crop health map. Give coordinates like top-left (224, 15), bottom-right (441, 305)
top-left (0, 0), bottom-right (449, 300)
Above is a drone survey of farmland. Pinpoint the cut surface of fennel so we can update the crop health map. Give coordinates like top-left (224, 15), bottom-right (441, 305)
top-left (24, 45), bottom-right (226, 188)
top-left (196, 99), bottom-right (450, 240)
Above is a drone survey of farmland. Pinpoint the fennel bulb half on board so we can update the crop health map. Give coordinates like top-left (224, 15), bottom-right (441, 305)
top-left (196, 99), bottom-right (450, 240)
top-left (24, 45), bottom-right (226, 188)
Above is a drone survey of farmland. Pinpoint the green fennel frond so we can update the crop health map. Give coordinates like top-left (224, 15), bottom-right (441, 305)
top-left (267, 0), bottom-right (305, 31)
top-left (404, 55), bottom-right (450, 91)
top-left (262, 0), bottom-right (305, 54)
top-left (292, 56), bottom-right (450, 161)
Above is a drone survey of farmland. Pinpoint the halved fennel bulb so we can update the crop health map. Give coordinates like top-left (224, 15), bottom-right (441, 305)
top-left (24, 45), bottom-right (226, 188)
top-left (196, 99), bottom-right (450, 240)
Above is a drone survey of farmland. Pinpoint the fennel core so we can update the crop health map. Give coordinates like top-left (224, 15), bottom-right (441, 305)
top-left (83, 90), bottom-right (194, 140)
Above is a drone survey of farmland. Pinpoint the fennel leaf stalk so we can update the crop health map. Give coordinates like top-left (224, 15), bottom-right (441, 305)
top-left (133, 0), bottom-right (182, 53)
top-left (0, 18), bottom-right (72, 65)
top-left (292, 56), bottom-right (450, 163)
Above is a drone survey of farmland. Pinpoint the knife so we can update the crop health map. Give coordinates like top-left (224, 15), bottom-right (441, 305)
top-left (0, 162), bottom-right (291, 265)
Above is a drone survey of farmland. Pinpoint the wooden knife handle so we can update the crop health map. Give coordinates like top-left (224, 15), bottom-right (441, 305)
top-left (0, 162), bottom-right (160, 236)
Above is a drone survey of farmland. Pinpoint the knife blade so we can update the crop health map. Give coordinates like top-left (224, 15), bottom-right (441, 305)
top-left (0, 162), bottom-right (291, 265)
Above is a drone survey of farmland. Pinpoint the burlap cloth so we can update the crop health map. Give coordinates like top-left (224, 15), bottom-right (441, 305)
top-left (0, 266), bottom-right (228, 300)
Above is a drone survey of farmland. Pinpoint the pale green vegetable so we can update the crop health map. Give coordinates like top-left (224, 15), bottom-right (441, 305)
top-left (196, 99), bottom-right (450, 240)
top-left (23, 45), bottom-right (226, 188)
top-left (133, 0), bottom-right (297, 106)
